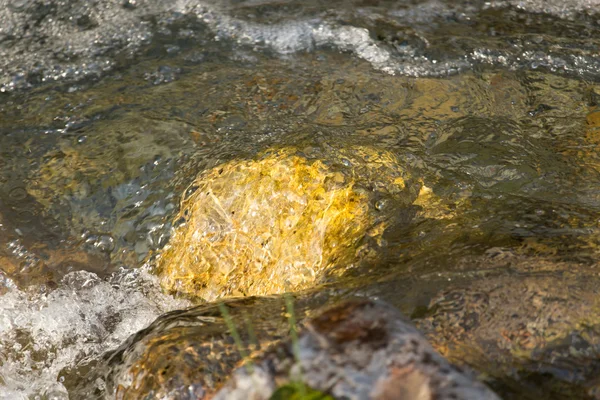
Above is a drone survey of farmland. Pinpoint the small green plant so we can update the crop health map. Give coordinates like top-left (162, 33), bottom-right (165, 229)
top-left (218, 302), bottom-right (254, 373)
top-left (276, 294), bottom-right (332, 400)
top-left (219, 296), bottom-right (334, 400)
top-left (284, 293), bottom-right (301, 371)
top-left (269, 382), bottom-right (335, 400)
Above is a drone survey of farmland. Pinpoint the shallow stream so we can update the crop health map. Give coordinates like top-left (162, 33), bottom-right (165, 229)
top-left (2, 0), bottom-right (600, 398)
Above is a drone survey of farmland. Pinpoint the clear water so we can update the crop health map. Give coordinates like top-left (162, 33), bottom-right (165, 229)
top-left (1, 0), bottom-right (600, 398)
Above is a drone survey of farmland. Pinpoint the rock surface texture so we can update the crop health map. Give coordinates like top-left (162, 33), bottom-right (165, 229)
top-left (215, 299), bottom-right (500, 400)
top-left (157, 146), bottom-right (419, 301)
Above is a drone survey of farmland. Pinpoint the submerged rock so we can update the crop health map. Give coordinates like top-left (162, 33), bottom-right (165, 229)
top-left (416, 253), bottom-right (600, 398)
top-left (96, 298), bottom-right (499, 400)
top-left (99, 296), bottom-right (297, 399)
top-left (216, 299), bottom-right (500, 400)
top-left (157, 145), bottom-right (421, 301)
top-left (0, 201), bottom-right (109, 290)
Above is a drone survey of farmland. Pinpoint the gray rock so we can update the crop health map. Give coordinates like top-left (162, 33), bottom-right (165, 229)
top-left (216, 299), bottom-right (500, 400)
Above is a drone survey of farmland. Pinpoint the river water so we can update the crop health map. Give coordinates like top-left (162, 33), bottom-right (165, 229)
top-left (1, 0), bottom-right (600, 399)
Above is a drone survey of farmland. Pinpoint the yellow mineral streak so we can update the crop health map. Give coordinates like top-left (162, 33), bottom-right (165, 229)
top-left (157, 146), bottom-right (415, 301)
top-left (414, 185), bottom-right (458, 220)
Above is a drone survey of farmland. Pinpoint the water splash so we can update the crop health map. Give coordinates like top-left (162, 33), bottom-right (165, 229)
top-left (0, 268), bottom-right (189, 399)
top-left (2, 0), bottom-right (600, 91)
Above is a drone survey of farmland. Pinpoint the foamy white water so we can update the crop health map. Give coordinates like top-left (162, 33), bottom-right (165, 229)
top-left (0, 268), bottom-right (189, 399)
top-left (2, 0), bottom-right (599, 91)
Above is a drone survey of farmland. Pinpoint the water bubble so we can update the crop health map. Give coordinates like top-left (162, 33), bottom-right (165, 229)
top-left (9, 186), bottom-right (27, 201)
top-left (165, 45), bottom-right (180, 54)
top-left (178, 29), bottom-right (195, 39)
top-left (375, 199), bottom-right (387, 211)
top-left (17, 209), bottom-right (35, 223)
top-left (84, 233), bottom-right (116, 253)
top-left (144, 66), bottom-right (180, 85)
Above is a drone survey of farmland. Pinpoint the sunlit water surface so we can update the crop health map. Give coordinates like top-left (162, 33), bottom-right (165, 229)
top-left (1, 0), bottom-right (600, 398)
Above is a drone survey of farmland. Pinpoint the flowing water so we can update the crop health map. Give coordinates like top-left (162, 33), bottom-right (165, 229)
top-left (1, 0), bottom-right (600, 398)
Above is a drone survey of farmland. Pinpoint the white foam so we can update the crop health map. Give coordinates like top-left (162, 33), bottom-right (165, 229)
top-left (486, 0), bottom-right (600, 17)
top-left (313, 24), bottom-right (391, 65)
top-left (180, 3), bottom-right (468, 76)
top-left (177, 0), bottom-right (600, 78)
top-left (0, 268), bottom-right (189, 399)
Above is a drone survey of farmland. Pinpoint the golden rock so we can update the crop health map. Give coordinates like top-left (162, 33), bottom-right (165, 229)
top-left (157, 145), bottom-right (420, 300)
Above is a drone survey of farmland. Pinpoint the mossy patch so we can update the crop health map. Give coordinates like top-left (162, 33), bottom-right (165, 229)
top-left (270, 382), bottom-right (334, 400)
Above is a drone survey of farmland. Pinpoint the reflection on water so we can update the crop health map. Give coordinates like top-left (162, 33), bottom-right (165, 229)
top-left (1, 0), bottom-right (600, 398)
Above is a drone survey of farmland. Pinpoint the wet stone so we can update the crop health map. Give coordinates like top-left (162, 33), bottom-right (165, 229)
top-left (156, 144), bottom-right (421, 301)
top-left (216, 299), bottom-right (500, 400)
top-left (96, 297), bottom-right (298, 399)
top-left (90, 298), bottom-right (500, 400)
top-left (0, 196), bottom-right (110, 290)
top-left (416, 254), bottom-right (600, 398)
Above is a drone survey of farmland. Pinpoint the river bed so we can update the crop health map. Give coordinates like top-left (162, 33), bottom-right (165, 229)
top-left (1, 0), bottom-right (600, 399)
